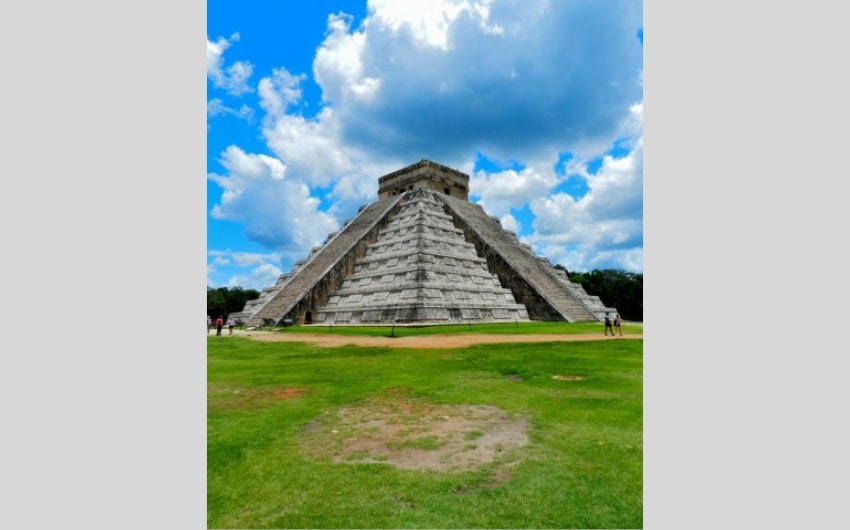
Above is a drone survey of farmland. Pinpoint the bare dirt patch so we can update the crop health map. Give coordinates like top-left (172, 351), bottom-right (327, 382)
top-left (208, 385), bottom-right (308, 410)
top-left (552, 375), bottom-right (586, 381)
top-left (300, 387), bottom-right (528, 473)
top-left (265, 387), bottom-right (308, 400)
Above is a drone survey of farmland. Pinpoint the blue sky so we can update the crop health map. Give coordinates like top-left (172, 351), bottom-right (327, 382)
top-left (207, 0), bottom-right (643, 290)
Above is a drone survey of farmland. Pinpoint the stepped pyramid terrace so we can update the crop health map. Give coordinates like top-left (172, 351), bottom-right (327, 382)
top-left (231, 159), bottom-right (616, 327)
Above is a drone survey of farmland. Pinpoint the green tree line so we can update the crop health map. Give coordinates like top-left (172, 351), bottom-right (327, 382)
top-left (208, 268), bottom-right (642, 323)
top-left (563, 268), bottom-right (643, 322)
top-left (207, 287), bottom-right (261, 319)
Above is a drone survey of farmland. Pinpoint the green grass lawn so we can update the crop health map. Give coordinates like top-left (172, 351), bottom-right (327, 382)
top-left (208, 332), bottom-right (642, 529)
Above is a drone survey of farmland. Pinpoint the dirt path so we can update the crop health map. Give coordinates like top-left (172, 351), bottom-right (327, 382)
top-left (224, 329), bottom-right (643, 348)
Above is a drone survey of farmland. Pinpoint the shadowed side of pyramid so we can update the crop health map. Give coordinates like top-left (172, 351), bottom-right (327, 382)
top-left (237, 194), bottom-right (406, 327)
top-left (438, 194), bottom-right (614, 322)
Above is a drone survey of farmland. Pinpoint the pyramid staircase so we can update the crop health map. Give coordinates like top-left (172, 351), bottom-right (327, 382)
top-left (239, 194), bottom-right (405, 327)
top-left (314, 190), bottom-right (529, 324)
top-left (232, 159), bottom-right (617, 326)
top-left (439, 195), bottom-right (614, 322)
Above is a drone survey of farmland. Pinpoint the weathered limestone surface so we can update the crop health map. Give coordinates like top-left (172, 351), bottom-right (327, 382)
top-left (378, 159), bottom-right (469, 200)
top-left (314, 190), bottom-right (528, 324)
top-left (438, 194), bottom-right (613, 322)
top-left (241, 194), bottom-right (405, 327)
top-left (234, 159), bottom-right (617, 326)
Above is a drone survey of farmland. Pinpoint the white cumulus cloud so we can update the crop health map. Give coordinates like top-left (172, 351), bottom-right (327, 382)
top-left (528, 131), bottom-right (643, 272)
top-left (207, 98), bottom-right (254, 122)
top-left (207, 250), bottom-right (284, 290)
top-left (208, 146), bottom-right (340, 262)
top-left (209, 0), bottom-right (643, 278)
top-left (471, 166), bottom-right (559, 218)
top-left (207, 33), bottom-right (254, 96)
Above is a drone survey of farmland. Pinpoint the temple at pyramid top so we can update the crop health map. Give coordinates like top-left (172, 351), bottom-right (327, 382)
top-left (378, 159), bottom-right (470, 200)
top-left (231, 159), bottom-right (616, 327)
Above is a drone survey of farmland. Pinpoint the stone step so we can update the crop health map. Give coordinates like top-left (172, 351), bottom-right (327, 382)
top-left (244, 195), bottom-right (405, 326)
top-left (438, 195), bottom-right (605, 322)
top-left (234, 159), bottom-right (618, 325)
top-left (314, 190), bottom-right (529, 325)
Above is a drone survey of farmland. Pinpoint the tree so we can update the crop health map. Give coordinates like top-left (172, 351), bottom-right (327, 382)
top-left (207, 286), bottom-right (261, 319)
top-left (565, 268), bottom-right (643, 322)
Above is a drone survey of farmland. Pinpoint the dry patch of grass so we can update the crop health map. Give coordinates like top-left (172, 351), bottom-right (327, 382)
top-left (208, 385), bottom-right (308, 411)
top-left (552, 375), bottom-right (586, 381)
top-left (300, 387), bottom-right (529, 472)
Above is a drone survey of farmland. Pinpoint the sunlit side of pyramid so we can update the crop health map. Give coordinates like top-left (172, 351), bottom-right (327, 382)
top-left (314, 190), bottom-right (529, 324)
top-left (232, 159), bottom-right (616, 327)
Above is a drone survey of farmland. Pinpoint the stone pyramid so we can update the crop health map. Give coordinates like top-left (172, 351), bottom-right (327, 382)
top-left (231, 159), bottom-right (616, 327)
top-left (314, 189), bottom-right (529, 324)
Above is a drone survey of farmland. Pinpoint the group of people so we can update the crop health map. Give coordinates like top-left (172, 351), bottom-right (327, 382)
top-left (603, 312), bottom-right (623, 336)
top-left (207, 315), bottom-right (236, 336)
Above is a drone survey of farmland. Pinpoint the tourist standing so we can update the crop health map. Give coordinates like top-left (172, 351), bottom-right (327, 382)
top-left (215, 315), bottom-right (224, 336)
top-left (614, 313), bottom-right (623, 336)
top-left (227, 317), bottom-right (236, 335)
top-left (604, 312), bottom-right (615, 336)
top-left (207, 315), bottom-right (212, 334)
